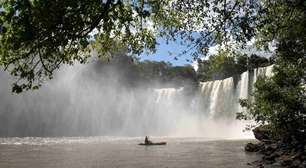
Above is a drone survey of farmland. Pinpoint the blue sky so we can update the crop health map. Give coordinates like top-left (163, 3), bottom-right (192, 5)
top-left (140, 35), bottom-right (274, 68)
top-left (139, 37), bottom-right (197, 66)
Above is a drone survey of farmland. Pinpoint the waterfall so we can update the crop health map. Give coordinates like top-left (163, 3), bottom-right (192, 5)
top-left (238, 71), bottom-right (249, 99)
top-left (154, 87), bottom-right (183, 103)
top-left (237, 71), bottom-right (249, 113)
top-left (253, 65), bottom-right (274, 84)
top-left (209, 80), bottom-right (222, 118)
top-left (0, 63), bottom-right (274, 138)
top-left (199, 77), bottom-right (235, 119)
top-left (198, 65), bottom-right (273, 120)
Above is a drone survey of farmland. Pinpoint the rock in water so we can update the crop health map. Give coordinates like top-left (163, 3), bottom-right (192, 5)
top-left (280, 155), bottom-right (293, 166)
top-left (253, 125), bottom-right (271, 141)
top-left (245, 143), bottom-right (262, 152)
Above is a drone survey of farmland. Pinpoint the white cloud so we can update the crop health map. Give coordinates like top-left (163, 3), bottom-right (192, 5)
top-left (240, 38), bottom-right (275, 58)
top-left (191, 44), bottom-right (219, 71)
top-left (191, 38), bottom-right (275, 71)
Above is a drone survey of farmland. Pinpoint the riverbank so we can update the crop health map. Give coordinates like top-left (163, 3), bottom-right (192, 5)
top-left (245, 127), bottom-right (306, 168)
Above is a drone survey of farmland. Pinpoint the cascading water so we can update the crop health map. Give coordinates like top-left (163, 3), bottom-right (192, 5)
top-left (253, 65), bottom-right (274, 83)
top-left (197, 65), bottom-right (274, 120)
top-left (198, 77), bottom-right (235, 119)
top-left (0, 62), bottom-right (274, 139)
top-left (238, 71), bottom-right (249, 99)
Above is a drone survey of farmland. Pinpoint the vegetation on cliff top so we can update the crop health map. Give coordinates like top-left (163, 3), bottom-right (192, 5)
top-left (91, 51), bottom-right (197, 89)
top-left (197, 51), bottom-right (272, 82)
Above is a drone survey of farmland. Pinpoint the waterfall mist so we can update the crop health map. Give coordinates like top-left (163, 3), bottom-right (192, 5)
top-left (0, 57), bottom-right (274, 139)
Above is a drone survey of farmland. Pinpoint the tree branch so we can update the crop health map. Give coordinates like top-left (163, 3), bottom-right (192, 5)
top-left (77, 0), bottom-right (113, 38)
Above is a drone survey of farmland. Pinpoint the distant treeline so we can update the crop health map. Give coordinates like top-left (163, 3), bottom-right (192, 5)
top-left (197, 51), bottom-right (273, 82)
top-left (92, 51), bottom-right (273, 88)
top-left (87, 54), bottom-right (197, 89)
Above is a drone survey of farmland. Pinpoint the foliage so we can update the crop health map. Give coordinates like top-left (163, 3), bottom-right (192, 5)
top-left (136, 60), bottom-right (196, 85)
top-left (0, 0), bottom-right (180, 92)
top-left (91, 52), bottom-right (197, 88)
top-left (197, 50), bottom-right (270, 81)
top-left (170, 0), bottom-right (262, 59)
top-left (237, 0), bottom-right (306, 142)
top-left (0, 0), bottom-right (283, 93)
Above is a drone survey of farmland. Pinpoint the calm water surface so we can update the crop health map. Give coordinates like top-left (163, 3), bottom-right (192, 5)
top-left (0, 137), bottom-right (260, 168)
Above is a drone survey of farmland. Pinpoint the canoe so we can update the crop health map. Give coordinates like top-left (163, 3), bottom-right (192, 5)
top-left (138, 142), bottom-right (167, 146)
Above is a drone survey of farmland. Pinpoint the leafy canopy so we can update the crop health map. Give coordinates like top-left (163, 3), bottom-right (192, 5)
top-left (0, 0), bottom-right (304, 94)
top-left (237, 0), bottom-right (306, 141)
top-left (0, 0), bottom-right (180, 93)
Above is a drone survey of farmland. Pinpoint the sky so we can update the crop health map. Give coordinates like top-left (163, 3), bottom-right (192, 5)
top-left (139, 37), bottom-right (196, 66)
top-left (139, 36), bottom-right (274, 69)
top-left (138, 35), bottom-right (218, 71)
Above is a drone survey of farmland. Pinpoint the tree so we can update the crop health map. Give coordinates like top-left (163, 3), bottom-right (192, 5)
top-left (237, 0), bottom-right (306, 142)
top-left (0, 0), bottom-right (180, 92)
top-left (0, 0), bottom-right (304, 96)
top-left (169, 0), bottom-right (261, 59)
top-left (196, 50), bottom-right (269, 81)
top-left (248, 54), bottom-right (270, 69)
top-left (173, 0), bottom-right (305, 142)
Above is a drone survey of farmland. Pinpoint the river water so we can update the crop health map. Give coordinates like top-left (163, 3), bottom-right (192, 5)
top-left (0, 137), bottom-right (260, 168)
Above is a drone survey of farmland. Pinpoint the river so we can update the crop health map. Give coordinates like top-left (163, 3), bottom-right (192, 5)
top-left (0, 137), bottom-right (260, 168)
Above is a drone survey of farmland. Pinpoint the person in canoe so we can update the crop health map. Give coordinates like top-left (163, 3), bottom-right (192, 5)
top-left (139, 137), bottom-right (166, 146)
top-left (144, 136), bottom-right (152, 145)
